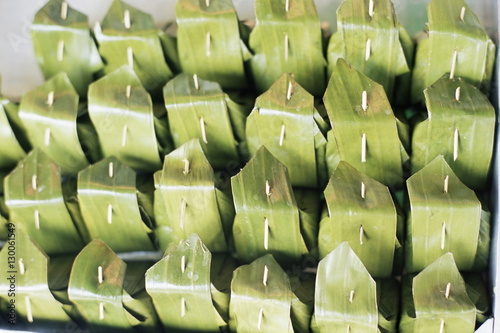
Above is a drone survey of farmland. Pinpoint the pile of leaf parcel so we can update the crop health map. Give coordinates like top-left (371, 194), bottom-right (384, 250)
top-left (0, 0), bottom-right (496, 332)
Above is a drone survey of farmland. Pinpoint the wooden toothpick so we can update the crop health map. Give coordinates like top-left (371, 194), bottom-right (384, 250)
top-left (180, 198), bottom-right (187, 228)
top-left (257, 308), bottom-right (264, 331)
top-left (182, 159), bottom-right (190, 175)
top-left (44, 128), bottom-right (51, 146)
top-left (455, 87), bottom-right (461, 101)
top-left (57, 40), bottom-right (64, 62)
top-left (441, 222), bottom-right (446, 250)
top-left (460, 6), bottom-right (466, 21)
top-left (445, 282), bottom-right (451, 299)
top-left (181, 255), bottom-right (186, 273)
top-left (127, 47), bottom-right (133, 67)
top-left (349, 290), bottom-right (355, 303)
top-left (61, 1), bottom-right (68, 20)
top-left (32, 175), bottom-right (38, 190)
top-left (453, 128), bottom-right (459, 161)
top-left (361, 90), bottom-right (368, 111)
top-left (98, 266), bottom-right (103, 284)
top-left (286, 81), bottom-right (293, 100)
top-left (361, 182), bottom-right (366, 199)
top-left (99, 302), bottom-right (105, 320)
top-left (439, 319), bottom-right (445, 333)
top-left (124, 10), bottom-right (131, 29)
top-left (34, 210), bottom-right (40, 230)
top-left (444, 175), bottom-right (449, 194)
top-left (285, 0), bottom-right (290, 12)
top-left (361, 133), bottom-right (367, 163)
top-left (263, 265), bottom-right (269, 286)
top-left (450, 49), bottom-right (458, 79)
top-left (108, 162), bottom-right (114, 178)
top-left (126, 85), bottom-right (131, 99)
top-left (265, 180), bottom-right (271, 197)
top-left (19, 259), bottom-right (25, 275)
top-left (264, 217), bottom-right (269, 250)
top-left (47, 91), bottom-right (54, 106)
top-left (206, 32), bottom-right (211, 57)
top-left (26, 296), bottom-right (33, 323)
top-left (181, 298), bottom-right (186, 317)
top-left (200, 117), bottom-right (208, 144)
top-left (359, 225), bottom-right (364, 245)
top-left (121, 124), bottom-right (128, 147)
top-left (279, 124), bottom-right (286, 146)
top-left (368, 0), bottom-right (374, 17)
top-left (193, 74), bottom-right (199, 90)
top-left (284, 33), bottom-right (289, 61)
top-left (107, 204), bottom-right (113, 224)
top-left (365, 39), bottom-right (371, 61)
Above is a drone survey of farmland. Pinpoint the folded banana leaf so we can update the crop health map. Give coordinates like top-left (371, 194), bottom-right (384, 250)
top-left (324, 59), bottom-right (408, 188)
top-left (154, 139), bottom-right (233, 253)
top-left (68, 240), bottom-right (132, 332)
top-left (210, 254), bottom-right (238, 326)
top-left (77, 156), bottom-right (155, 253)
top-left (231, 146), bottom-right (309, 264)
top-left (163, 73), bottom-right (251, 169)
top-left (248, 0), bottom-right (326, 96)
top-left (31, 0), bottom-right (104, 96)
top-left (406, 156), bottom-right (484, 272)
top-left (411, 0), bottom-right (496, 103)
top-left (18, 73), bottom-right (93, 175)
top-left (463, 273), bottom-right (490, 325)
top-left (176, 0), bottom-right (250, 89)
top-left (146, 233), bottom-right (228, 332)
top-left (246, 73), bottom-right (328, 188)
top-left (159, 28), bottom-right (182, 74)
top-left (289, 275), bottom-right (315, 333)
top-left (94, 0), bottom-right (173, 96)
top-left (312, 242), bottom-right (378, 332)
top-left (327, 0), bottom-right (412, 101)
top-left (229, 254), bottom-right (294, 332)
top-left (377, 278), bottom-right (400, 333)
top-left (0, 229), bottom-right (75, 328)
top-left (4, 149), bottom-right (85, 255)
top-left (88, 66), bottom-right (167, 172)
top-left (0, 172), bottom-right (7, 240)
top-left (399, 253), bottom-right (476, 333)
top-left (122, 260), bottom-right (162, 332)
top-left (412, 75), bottom-right (496, 190)
top-left (0, 98), bottom-right (28, 170)
top-left (318, 161), bottom-right (400, 278)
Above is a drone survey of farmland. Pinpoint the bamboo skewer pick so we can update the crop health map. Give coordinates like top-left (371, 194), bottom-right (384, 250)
top-left (359, 225), bottom-right (364, 245)
top-left (439, 319), bottom-right (445, 333)
top-left (44, 128), bottom-right (51, 146)
top-left (181, 255), bottom-right (186, 273)
top-left (263, 265), bottom-right (269, 286)
top-left (361, 181), bottom-right (366, 199)
top-left (200, 117), bottom-right (208, 144)
top-left (26, 296), bottom-right (33, 323)
top-left (127, 47), bottom-right (133, 68)
top-left (61, 1), bottom-right (68, 20)
top-left (286, 81), bottom-right (293, 100)
top-left (450, 49), bottom-right (458, 79)
top-left (365, 39), bottom-right (371, 61)
top-left (444, 175), bottom-right (449, 193)
top-left (258, 308), bottom-right (264, 331)
top-left (98, 266), bottom-right (103, 284)
top-left (47, 91), bottom-right (54, 106)
top-left (206, 32), bottom-right (211, 57)
top-left (32, 175), bottom-right (38, 190)
top-left (19, 259), bottom-right (25, 275)
top-left (121, 125), bottom-right (128, 147)
top-left (361, 133), bottom-right (367, 162)
top-left (180, 198), bottom-right (187, 228)
top-left (265, 180), bottom-right (271, 197)
top-left (460, 6), bottom-right (466, 21)
top-left (279, 124), bottom-right (285, 146)
top-left (99, 302), bottom-right (104, 320)
top-left (34, 210), bottom-right (40, 230)
top-left (264, 217), bottom-right (269, 250)
top-left (455, 87), bottom-right (461, 101)
top-left (361, 91), bottom-right (368, 111)
top-left (453, 128), bottom-right (459, 161)
top-left (124, 10), bottom-right (130, 29)
top-left (108, 162), bottom-right (114, 178)
top-left (368, 0), bottom-right (374, 17)
top-left (441, 222), bottom-right (446, 250)
top-left (57, 40), bottom-right (64, 62)
top-left (126, 85), bottom-right (131, 99)
top-left (349, 290), bottom-right (355, 303)
top-left (182, 159), bottom-right (190, 175)
top-left (285, 0), bottom-right (290, 12)
top-left (193, 74), bottom-right (199, 90)
top-left (181, 298), bottom-right (186, 317)
top-left (445, 282), bottom-right (451, 299)
top-left (107, 204), bottom-right (112, 224)
top-left (284, 34), bottom-right (289, 61)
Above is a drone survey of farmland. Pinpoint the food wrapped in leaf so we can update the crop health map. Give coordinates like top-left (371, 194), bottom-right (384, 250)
top-left (154, 139), bottom-right (234, 253)
top-left (68, 240), bottom-right (133, 332)
top-left (31, 0), bottom-right (104, 96)
top-left (327, 0), bottom-right (413, 102)
top-left (318, 161), bottom-right (403, 278)
top-left (4, 149), bottom-right (86, 255)
top-left (324, 59), bottom-right (409, 188)
top-left (231, 147), bottom-right (312, 264)
top-left (406, 156), bottom-right (487, 272)
top-left (0, 229), bottom-right (76, 329)
top-left (176, 0), bottom-right (251, 89)
top-left (94, 0), bottom-right (173, 96)
top-left (77, 157), bottom-right (155, 253)
top-left (411, 0), bottom-right (496, 103)
top-left (163, 73), bottom-right (250, 169)
top-left (399, 253), bottom-right (477, 333)
top-left (230, 254), bottom-right (311, 332)
top-left (412, 75), bottom-right (496, 190)
top-left (312, 243), bottom-right (399, 332)
top-left (88, 66), bottom-right (171, 172)
top-left (18, 73), bottom-right (98, 176)
top-left (246, 73), bottom-right (328, 188)
top-left (146, 233), bottom-right (234, 332)
top-left (0, 97), bottom-right (28, 170)
top-left (248, 0), bottom-right (326, 96)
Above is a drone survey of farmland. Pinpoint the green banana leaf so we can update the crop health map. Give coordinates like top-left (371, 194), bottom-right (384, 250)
top-left (0, 98), bottom-right (27, 170)
top-left (377, 278), bottom-right (400, 333)
top-left (68, 240), bottom-right (132, 332)
top-left (410, 0), bottom-right (496, 103)
top-left (231, 146), bottom-right (309, 264)
top-left (399, 253), bottom-right (476, 333)
top-left (18, 73), bottom-right (91, 175)
top-left (77, 156), bottom-right (155, 252)
top-left (145, 233), bottom-right (227, 332)
top-left (122, 261), bottom-right (162, 332)
top-left (31, 0), bottom-right (104, 96)
top-left (229, 254), bottom-right (294, 332)
top-left (159, 30), bottom-right (182, 74)
top-left (472, 208), bottom-right (490, 271)
top-left (88, 66), bottom-right (165, 172)
top-left (312, 242), bottom-right (378, 332)
top-left (154, 139), bottom-right (233, 253)
top-left (4, 149), bottom-right (85, 255)
top-left (294, 188), bottom-right (321, 258)
top-left (94, 0), bottom-right (173, 96)
top-left (249, 0), bottom-right (326, 96)
top-left (290, 275), bottom-right (315, 333)
top-left (318, 161), bottom-right (399, 278)
top-left (463, 273), bottom-right (490, 324)
top-left (0, 229), bottom-right (75, 328)
top-left (412, 75), bottom-right (496, 190)
top-left (176, 0), bottom-right (250, 89)
top-left (210, 254), bottom-right (238, 325)
top-left (246, 73), bottom-right (328, 188)
top-left (406, 156), bottom-right (482, 272)
top-left (324, 59), bottom-right (407, 188)
top-left (163, 73), bottom-right (250, 169)
top-left (327, 0), bottom-right (412, 101)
